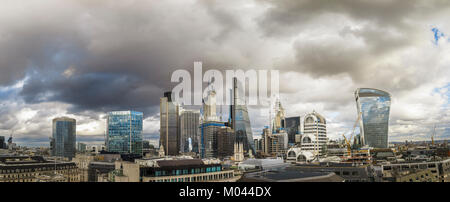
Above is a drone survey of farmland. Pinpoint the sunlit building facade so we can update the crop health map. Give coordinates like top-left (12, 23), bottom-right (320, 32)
top-left (302, 111), bottom-right (327, 156)
top-left (106, 111), bottom-right (143, 155)
top-left (355, 88), bottom-right (391, 148)
top-left (160, 92), bottom-right (180, 156)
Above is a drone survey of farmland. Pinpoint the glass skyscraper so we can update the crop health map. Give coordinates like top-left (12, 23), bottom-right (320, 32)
top-left (231, 78), bottom-right (254, 156)
top-left (106, 111), bottom-right (143, 155)
top-left (52, 117), bottom-right (76, 160)
top-left (355, 88), bottom-right (391, 148)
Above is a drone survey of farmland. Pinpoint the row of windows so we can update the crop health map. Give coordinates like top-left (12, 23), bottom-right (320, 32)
top-left (0, 166), bottom-right (76, 174)
top-left (149, 172), bottom-right (234, 182)
top-left (154, 166), bottom-right (222, 177)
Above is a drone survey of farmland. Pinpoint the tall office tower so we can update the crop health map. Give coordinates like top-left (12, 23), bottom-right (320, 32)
top-left (179, 109), bottom-right (200, 153)
top-left (106, 111), bottom-right (143, 155)
top-left (200, 121), bottom-right (224, 158)
top-left (302, 111), bottom-right (327, 157)
top-left (355, 88), bottom-right (391, 148)
top-left (272, 99), bottom-right (286, 132)
top-left (262, 127), bottom-right (271, 155)
top-left (231, 77), bottom-right (254, 156)
top-left (217, 126), bottom-right (235, 158)
top-left (160, 92), bottom-right (180, 156)
top-left (286, 116), bottom-right (301, 145)
top-left (52, 117), bottom-right (76, 160)
top-left (0, 136), bottom-right (5, 149)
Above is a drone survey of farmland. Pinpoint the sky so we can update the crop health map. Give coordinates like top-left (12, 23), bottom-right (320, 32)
top-left (0, 0), bottom-right (450, 147)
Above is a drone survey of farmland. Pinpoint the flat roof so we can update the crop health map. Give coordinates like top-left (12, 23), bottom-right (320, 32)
top-left (241, 170), bottom-right (344, 182)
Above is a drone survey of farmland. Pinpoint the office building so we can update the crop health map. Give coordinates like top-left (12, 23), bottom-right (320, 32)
top-left (51, 117), bottom-right (76, 160)
top-left (302, 111), bottom-right (327, 156)
top-left (0, 136), bottom-right (5, 149)
top-left (0, 156), bottom-right (79, 182)
top-left (179, 109), bottom-right (200, 153)
top-left (267, 131), bottom-right (288, 157)
top-left (200, 121), bottom-right (225, 158)
top-left (72, 154), bottom-right (95, 182)
top-left (139, 159), bottom-right (237, 182)
top-left (160, 92), bottom-right (180, 156)
top-left (355, 88), bottom-right (391, 148)
top-left (217, 126), bottom-right (235, 158)
top-left (285, 116), bottom-right (301, 145)
top-left (106, 111), bottom-right (143, 155)
top-left (88, 161), bottom-right (116, 182)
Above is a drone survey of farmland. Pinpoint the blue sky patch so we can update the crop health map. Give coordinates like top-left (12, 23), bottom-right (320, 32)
top-left (431, 27), bottom-right (445, 45)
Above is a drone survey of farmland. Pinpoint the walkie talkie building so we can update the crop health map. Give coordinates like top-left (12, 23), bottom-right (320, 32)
top-left (355, 88), bottom-right (391, 148)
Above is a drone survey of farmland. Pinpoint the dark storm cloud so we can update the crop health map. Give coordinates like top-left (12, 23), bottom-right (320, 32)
top-left (0, 0), bottom-right (254, 116)
top-left (20, 72), bottom-right (161, 117)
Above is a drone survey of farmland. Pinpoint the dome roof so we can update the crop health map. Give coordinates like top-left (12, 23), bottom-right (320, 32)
top-left (304, 111), bottom-right (326, 124)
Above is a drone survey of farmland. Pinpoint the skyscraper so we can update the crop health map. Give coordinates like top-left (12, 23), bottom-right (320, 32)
top-left (200, 121), bottom-right (224, 158)
top-left (52, 117), bottom-right (76, 160)
top-left (160, 92), bottom-right (180, 156)
top-left (355, 88), bottom-right (391, 148)
top-left (106, 111), bottom-right (143, 155)
top-left (0, 136), bottom-right (6, 149)
top-left (179, 109), bottom-right (200, 153)
top-left (231, 77), bottom-right (254, 156)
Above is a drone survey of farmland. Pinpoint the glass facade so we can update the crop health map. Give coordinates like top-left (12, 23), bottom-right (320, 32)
top-left (52, 117), bottom-right (76, 159)
top-left (355, 88), bottom-right (391, 148)
top-left (285, 116), bottom-right (301, 145)
top-left (107, 111), bottom-right (143, 155)
top-left (180, 110), bottom-right (200, 153)
top-left (232, 78), bottom-right (254, 155)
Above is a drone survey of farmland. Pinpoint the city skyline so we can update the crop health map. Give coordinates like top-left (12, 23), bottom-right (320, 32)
top-left (0, 0), bottom-right (450, 147)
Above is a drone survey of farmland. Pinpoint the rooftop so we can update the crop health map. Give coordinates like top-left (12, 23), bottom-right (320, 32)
top-left (240, 170), bottom-right (344, 182)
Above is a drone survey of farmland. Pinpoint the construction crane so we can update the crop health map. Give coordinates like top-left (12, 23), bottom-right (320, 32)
top-left (342, 112), bottom-right (362, 157)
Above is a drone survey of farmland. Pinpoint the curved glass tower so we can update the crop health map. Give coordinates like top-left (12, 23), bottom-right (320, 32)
top-left (355, 88), bottom-right (391, 148)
